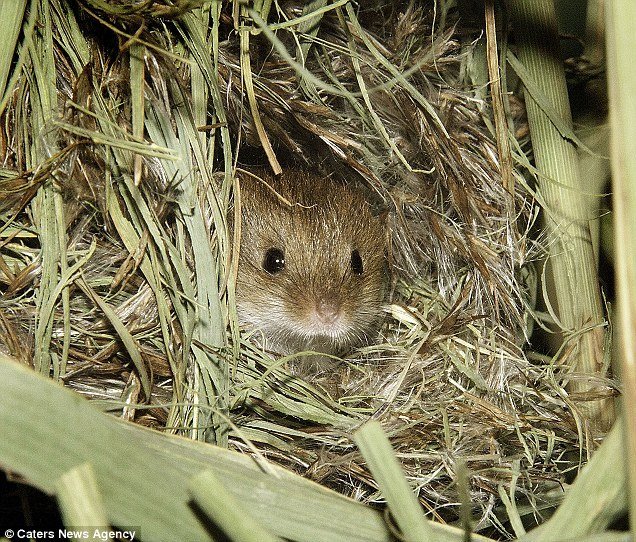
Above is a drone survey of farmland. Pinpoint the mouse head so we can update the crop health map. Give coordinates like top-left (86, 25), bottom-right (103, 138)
top-left (233, 169), bottom-right (389, 357)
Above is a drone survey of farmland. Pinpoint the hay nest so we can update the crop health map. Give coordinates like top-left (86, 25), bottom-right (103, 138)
top-left (0, 0), bottom-right (592, 537)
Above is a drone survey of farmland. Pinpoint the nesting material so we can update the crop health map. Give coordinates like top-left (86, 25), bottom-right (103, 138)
top-left (0, 0), bottom-right (593, 537)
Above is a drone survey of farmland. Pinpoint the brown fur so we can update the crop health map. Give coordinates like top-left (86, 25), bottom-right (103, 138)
top-left (234, 169), bottom-right (389, 360)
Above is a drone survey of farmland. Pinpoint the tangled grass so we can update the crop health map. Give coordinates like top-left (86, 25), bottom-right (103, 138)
top-left (0, 1), bottom-right (613, 537)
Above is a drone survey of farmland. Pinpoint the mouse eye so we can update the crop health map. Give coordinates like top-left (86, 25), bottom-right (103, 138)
top-left (263, 248), bottom-right (285, 274)
top-left (350, 249), bottom-right (363, 275)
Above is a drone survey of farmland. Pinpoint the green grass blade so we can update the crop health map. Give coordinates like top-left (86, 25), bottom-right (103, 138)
top-left (28, 0), bottom-right (66, 379)
top-left (190, 470), bottom-right (283, 542)
top-left (508, 0), bottom-right (613, 429)
top-left (519, 419), bottom-right (626, 541)
top-left (143, 79), bottom-right (230, 444)
top-left (607, 0), bottom-right (636, 532)
top-left (77, 278), bottom-right (151, 399)
top-left (240, 9), bottom-right (281, 174)
top-left (355, 421), bottom-right (466, 542)
top-left (561, 535), bottom-right (631, 542)
top-left (0, 357), bottom-right (390, 542)
top-left (0, 0), bottom-right (27, 100)
top-left (129, 43), bottom-right (145, 187)
top-left (55, 463), bottom-right (110, 533)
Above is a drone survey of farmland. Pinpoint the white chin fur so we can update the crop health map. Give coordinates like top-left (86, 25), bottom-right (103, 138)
top-left (239, 312), bottom-right (353, 355)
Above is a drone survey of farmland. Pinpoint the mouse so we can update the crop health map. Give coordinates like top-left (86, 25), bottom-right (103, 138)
top-left (232, 168), bottom-right (389, 370)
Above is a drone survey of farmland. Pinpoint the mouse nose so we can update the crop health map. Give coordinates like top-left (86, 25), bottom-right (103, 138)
top-left (314, 296), bottom-right (341, 325)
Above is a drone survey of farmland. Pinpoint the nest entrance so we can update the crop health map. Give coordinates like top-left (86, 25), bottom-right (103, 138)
top-left (0, 1), bottom-right (612, 538)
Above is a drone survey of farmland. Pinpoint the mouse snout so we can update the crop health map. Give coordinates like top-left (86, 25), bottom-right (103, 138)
top-left (314, 295), bottom-right (342, 325)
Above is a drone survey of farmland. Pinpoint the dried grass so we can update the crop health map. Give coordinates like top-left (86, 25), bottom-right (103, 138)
top-left (0, 0), bottom-right (613, 538)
